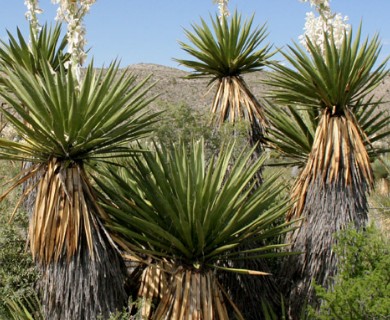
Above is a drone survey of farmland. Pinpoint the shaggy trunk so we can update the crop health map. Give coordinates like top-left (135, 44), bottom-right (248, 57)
top-left (283, 176), bottom-right (369, 318)
top-left (30, 158), bottom-right (127, 319)
top-left (22, 161), bottom-right (41, 216)
top-left (212, 75), bottom-right (266, 184)
top-left (212, 76), bottom-right (267, 144)
top-left (38, 222), bottom-right (127, 319)
top-left (281, 111), bottom-right (373, 319)
top-left (138, 264), bottom-right (240, 320)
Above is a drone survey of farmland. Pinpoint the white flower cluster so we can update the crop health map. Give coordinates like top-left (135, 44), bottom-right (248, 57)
top-left (213, 0), bottom-right (230, 19)
top-left (299, 0), bottom-right (350, 54)
top-left (24, 0), bottom-right (43, 39)
top-left (51, 0), bottom-right (96, 81)
top-left (300, 0), bottom-right (330, 8)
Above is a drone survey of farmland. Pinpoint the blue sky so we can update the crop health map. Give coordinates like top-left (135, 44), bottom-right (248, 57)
top-left (1, 1), bottom-right (389, 69)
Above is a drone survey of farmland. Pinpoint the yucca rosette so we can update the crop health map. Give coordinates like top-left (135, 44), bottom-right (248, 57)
top-left (96, 139), bottom-right (293, 319)
top-left (0, 52), bottom-right (158, 318)
top-left (266, 25), bottom-right (389, 316)
top-left (175, 11), bottom-right (273, 146)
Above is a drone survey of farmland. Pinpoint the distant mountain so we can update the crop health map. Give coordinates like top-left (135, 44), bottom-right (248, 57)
top-left (125, 63), bottom-right (269, 111)
top-left (126, 63), bottom-right (390, 115)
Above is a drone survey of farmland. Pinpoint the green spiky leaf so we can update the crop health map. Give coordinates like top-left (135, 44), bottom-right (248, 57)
top-left (0, 23), bottom-right (70, 76)
top-left (96, 139), bottom-right (293, 269)
top-left (267, 25), bottom-right (388, 113)
top-left (175, 11), bottom-right (273, 82)
top-left (0, 59), bottom-right (160, 164)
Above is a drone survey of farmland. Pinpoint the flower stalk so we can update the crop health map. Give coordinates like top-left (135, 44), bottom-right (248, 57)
top-left (299, 0), bottom-right (350, 53)
top-left (24, 0), bottom-right (43, 39)
top-left (213, 0), bottom-right (230, 19)
top-left (51, 0), bottom-right (96, 82)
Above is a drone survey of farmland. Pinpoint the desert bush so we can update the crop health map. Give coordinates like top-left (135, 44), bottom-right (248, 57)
top-left (0, 160), bottom-right (39, 318)
top-left (308, 225), bottom-right (390, 319)
top-left (155, 101), bottom-right (252, 157)
top-left (0, 213), bottom-right (39, 318)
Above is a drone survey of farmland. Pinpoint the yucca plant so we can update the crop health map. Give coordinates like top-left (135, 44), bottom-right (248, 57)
top-left (0, 23), bottom-right (72, 215)
top-left (266, 25), bottom-right (389, 316)
top-left (96, 139), bottom-right (293, 319)
top-left (0, 23), bottom-right (69, 75)
top-left (0, 57), bottom-right (159, 319)
top-left (175, 14), bottom-right (276, 317)
top-left (264, 97), bottom-right (390, 167)
top-left (175, 11), bottom-right (272, 147)
top-left (5, 290), bottom-right (44, 320)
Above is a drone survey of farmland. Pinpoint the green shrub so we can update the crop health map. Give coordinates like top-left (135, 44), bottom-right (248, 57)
top-left (308, 225), bottom-right (390, 319)
top-left (155, 102), bottom-right (211, 144)
top-left (0, 160), bottom-right (38, 318)
top-left (155, 102), bottom-right (252, 159)
top-left (0, 212), bottom-right (39, 318)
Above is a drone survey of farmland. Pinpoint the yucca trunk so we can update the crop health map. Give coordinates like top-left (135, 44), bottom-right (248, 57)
top-left (212, 76), bottom-right (267, 146)
top-left (212, 76), bottom-right (266, 188)
top-left (282, 110), bottom-right (372, 318)
top-left (21, 161), bottom-right (42, 215)
top-left (137, 263), bottom-right (239, 320)
top-left (30, 158), bottom-right (127, 319)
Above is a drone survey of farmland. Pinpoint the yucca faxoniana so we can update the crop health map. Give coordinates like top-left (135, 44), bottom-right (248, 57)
top-left (0, 23), bottom-right (71, 213)
top-left (0, 48), bottom-right (159, 318)
top-left (266, 25), bottom-right (389, 316)
top-left (96, 138), bottom-right (294, 319)
top-left (175, 12), bottom-right (279, 317)
top-left (175, 11), bottom-right (273, 147)
top-left (264, 96), bottom-right (390, 168)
